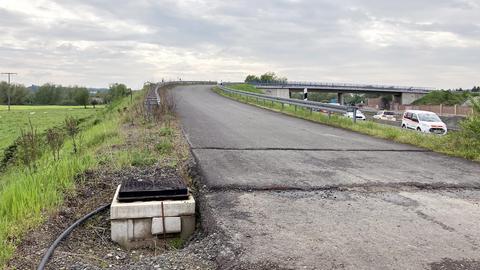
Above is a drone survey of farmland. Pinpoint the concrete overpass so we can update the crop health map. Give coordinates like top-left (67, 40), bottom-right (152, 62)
top-left (253, 82), bottom-right (436, 105)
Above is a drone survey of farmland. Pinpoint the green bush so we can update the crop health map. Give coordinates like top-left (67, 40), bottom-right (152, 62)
top-left (458, 116), bottom-right (480, 145)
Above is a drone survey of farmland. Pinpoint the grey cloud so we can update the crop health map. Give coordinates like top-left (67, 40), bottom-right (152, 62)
top-left (0, 0), bottom-right (478, 88)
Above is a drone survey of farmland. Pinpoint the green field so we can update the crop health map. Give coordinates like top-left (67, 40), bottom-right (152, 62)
top-left (0, 105), bottom-right (103, 155)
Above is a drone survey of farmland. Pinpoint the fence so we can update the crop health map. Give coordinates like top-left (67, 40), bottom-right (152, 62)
top-left (365, 98), bottom-right (473, 116)
top-left (395, 104), bottom-right (473, 116)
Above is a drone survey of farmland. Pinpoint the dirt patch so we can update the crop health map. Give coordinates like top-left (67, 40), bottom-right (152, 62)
top-left (7, 166), bottom-right (189, 269)
top-left (7, 164), bottom-right (210, 270)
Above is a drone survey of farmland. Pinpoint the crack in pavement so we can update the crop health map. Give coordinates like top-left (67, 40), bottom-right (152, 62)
top-left (192, 147), bottom-right (430, 152)
top-left (205, 182), bottom-right (480, 193)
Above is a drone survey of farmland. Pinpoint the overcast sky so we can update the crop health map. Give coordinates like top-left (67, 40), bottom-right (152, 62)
top-left (0, 0), bottom-right (479, 89)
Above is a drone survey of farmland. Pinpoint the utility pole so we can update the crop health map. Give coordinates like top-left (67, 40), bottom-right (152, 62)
top-left (1, 72), bottom-right (17, 111)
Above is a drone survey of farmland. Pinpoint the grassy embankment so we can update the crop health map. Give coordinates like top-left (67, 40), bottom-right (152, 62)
top-left (412, 90), bottom-right (479, 106)
top-left (214, 85), bottom-right (480, 161)
top-left (0, 88), bottom-right (186, 267)
top-left (225, 83), bottom-right (263, 93)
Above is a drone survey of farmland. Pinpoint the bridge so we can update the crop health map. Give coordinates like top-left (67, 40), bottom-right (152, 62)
top-left (251, 81), bottom-right (437, 105)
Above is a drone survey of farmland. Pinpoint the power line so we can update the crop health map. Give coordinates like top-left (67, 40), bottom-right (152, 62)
top-left (1, 72), bottom-right (18, 111)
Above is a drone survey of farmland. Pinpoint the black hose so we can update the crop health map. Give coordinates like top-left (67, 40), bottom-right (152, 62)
top-left (37, 204), bottom-right (111, 270)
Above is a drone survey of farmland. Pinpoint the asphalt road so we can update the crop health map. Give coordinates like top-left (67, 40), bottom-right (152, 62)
top-left (175, 85), bottom-right (480, 270)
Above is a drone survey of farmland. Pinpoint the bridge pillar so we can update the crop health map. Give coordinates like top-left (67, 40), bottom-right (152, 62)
top-left (337, 93), bottom-right (345, 105)
top-left (393, 94), bottom-right (402, 104)
top-left (263, 88), bottom-right (291, 99)
top-left (400, 93), bottom-right (425, 105)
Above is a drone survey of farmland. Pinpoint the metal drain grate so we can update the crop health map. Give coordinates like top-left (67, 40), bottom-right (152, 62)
top-left (118, 175), bottom-right (188, 202)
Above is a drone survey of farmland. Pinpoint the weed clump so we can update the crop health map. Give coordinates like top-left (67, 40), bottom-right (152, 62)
top-left (130, 150), bottom-right (156, 167)
top-left (159, 126), bottom-right (174, 137)
top-left (16, 120), bottom-right (41, 171)
top-left (65, 116), bottom-right (80, 154)
top-left (155, 138), bottom-right (173, 155)
top-left (46, 127), bottom-right (64, 161)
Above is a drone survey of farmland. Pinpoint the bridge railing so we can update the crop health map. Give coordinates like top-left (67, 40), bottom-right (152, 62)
top-left (217, 85), bottom-right (360, 123)
top-left (251, 82), bottom-right (435, 93)
top-left (144, 81), bottom-right (217, 112)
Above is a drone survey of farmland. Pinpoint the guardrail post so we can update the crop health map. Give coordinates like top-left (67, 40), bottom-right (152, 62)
top-left (328, 111), bottom-right (331, 119)
top-left (281, 103), bottom-right (284, 111)
top-left (353, 107), bottom-right (357, 123)
top-left (295, 105), bottom-right (297, 112)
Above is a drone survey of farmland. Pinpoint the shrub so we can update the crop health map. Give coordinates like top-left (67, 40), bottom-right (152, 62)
top-left (65, 116), bottom-right (80, 154)
top-left (16, 120), bottom-right (41, 171)
top-left (46, 128), bottom-right (64, 161)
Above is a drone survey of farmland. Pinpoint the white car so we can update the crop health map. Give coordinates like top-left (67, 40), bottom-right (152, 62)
top-left (344, 110), bottom-right (366, 121)
top-left (373, 110), bottom-right (397, 121)
top-left (401, 110), bottom-right (447, 135)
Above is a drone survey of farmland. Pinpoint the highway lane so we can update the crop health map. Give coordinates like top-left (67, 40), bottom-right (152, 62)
top-left (175, 85), bottom-right (480, 270)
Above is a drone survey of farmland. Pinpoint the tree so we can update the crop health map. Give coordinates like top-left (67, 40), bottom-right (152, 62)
top-left (245, 75), bottom-right (260, 83)
top-left (472, 86), bottom-right (480, 92)
top-left (345, 94), bottom-right (366, 106)
top-left (245, 72), bottom-right (288, 84)
top-left (0, 81), bottom-right (9, 104)
top-left (260, 72), bottom-right (276, 83)
top-left (34, 83), bottom-right (62, 104)
top-left (73, 87), bottom-right (90, 108)
top-left (11, 84), bottom-right (29, 104)
top-left (108, 83), bottom-right (130, 101)
top-left (91, 99), bottom-right (98, 108)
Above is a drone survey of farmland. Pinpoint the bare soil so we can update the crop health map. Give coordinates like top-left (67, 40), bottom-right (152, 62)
top-left (7, 166), bottom-right (188, 270)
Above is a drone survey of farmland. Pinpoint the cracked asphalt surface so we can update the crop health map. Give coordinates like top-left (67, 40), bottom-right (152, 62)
top-left (175, 85), bottom-right (480, 270)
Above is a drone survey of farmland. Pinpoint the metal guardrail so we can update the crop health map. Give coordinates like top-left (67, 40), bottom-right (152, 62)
top-left (144, 81), bottom-right (217, 112)
top-left (217, 85), bottom-right (360, 122)
top-left (251, 82), bottom-right (435, 94)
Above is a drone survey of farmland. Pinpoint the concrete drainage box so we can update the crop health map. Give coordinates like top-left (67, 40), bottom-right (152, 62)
top-left (110, 176), bottom-right (195, 249)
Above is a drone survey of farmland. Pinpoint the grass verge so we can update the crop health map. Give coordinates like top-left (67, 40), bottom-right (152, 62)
top-left (213, 87), bottom-right (480, 161)
top-left (0, 95), bottom-right (140, 267)
top-left (4, 85), bottom-right (191, 269)
top-left (228, 83), bottom-right (264, 94)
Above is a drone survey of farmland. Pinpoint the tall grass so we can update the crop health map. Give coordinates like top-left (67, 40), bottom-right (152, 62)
top-left (214, 87), bottom-right (480, 161)
top-left (0, 96), bottom-right (134, 266)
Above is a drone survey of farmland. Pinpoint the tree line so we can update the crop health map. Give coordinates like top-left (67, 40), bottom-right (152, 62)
top-left (245, 72), bottom-right (288, 84)
top-left (0, 82), bottom-right (132, 108)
